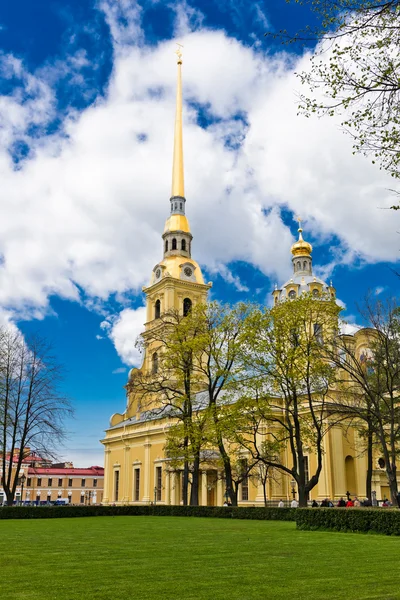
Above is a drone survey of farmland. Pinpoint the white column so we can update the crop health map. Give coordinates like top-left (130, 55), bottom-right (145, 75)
top-left (124, 446), bottom-right (130, 502)
top-left (217, 476), bottom-right (223, 506)
top-left (165, 470), bottom-right (171, 505)
top-left (103, 449), bottom-right (111, 504)
top-left (201, 471), bottom-right (208, 506)
top-left (143, 442), bottom-right (151, 502)
top-left (171, 472), bottom-right (176, 505)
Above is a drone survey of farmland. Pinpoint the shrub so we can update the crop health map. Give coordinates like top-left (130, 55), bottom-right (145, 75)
top-left (295, 508), bottom-right (400, 536)
top-left (0, 504), bottom-right (296, 521)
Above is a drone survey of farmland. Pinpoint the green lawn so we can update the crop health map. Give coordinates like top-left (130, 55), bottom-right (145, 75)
top-left (0, 516), bottom-right (399, 600)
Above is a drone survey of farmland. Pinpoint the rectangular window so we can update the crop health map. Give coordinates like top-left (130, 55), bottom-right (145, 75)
top-left (156, 466), bottom-right (162, 502)
top-left (304, 456), bottom-right (309, 485)
top-left (68, 478), bottom-right (73, 487)
top-left (58, 478), bottom-right (63, 487)
top-left (93, 479), bottom-right (97, 488)
top-left (314, 323), bottom-right (323, 345)
top-left (27, 478), bottom-right (31, 487)
top-left (48, 478), bottom-right (52, 487)
top-left (81, 479), bottom-right (86, 487)
top-left (37, 478), bottom-right (42, 486)
top-left (134, 469), bottom-right (140, 502)
top-left (80, 494), bottom-right (85, 504)
top-left (114, 471), bottom-right (119, 502)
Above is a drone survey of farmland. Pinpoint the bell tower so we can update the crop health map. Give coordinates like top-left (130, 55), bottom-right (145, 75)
top-left (126, 46), bottom-right (211, 415)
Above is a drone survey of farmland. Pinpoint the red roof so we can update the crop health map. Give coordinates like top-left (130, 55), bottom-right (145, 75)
top-left (28, 466), bottom-right (104, 476)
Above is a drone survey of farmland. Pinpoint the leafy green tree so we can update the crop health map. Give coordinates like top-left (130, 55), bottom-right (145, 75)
top-left (238, 293), bottom-right (341, 507)
top-left (330, 297), bottom-right (400, 505)
top-left (130, 307), bottom-right (208, 505)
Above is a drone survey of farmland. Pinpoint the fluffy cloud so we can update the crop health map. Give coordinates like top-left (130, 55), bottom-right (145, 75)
top-left (103, 307), bottom-right (146, 366)
top-left (0, 1), bottom-right (397, 359)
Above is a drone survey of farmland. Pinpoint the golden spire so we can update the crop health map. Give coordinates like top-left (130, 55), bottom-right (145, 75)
top-left (171, 44), bottom-right (185, 198)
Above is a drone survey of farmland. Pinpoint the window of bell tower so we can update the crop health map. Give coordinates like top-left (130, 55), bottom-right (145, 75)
top-left (165, 240), bottom-right (168, 252)
top-left (172, 238), bottom-right (177, 250)
top-left (155, 299), bottom-right (161, 319)
top-left (181, 239), bottom-right (186, 251)
top-left (152, 352), bottom-right (158, 374)
top-left (183, 298), bottom-right (192, 316)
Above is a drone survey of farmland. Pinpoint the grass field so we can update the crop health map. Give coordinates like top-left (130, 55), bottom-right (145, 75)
top-left (1, 516), bottom-right (399, 600)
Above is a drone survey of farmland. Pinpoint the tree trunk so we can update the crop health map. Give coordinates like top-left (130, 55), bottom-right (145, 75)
top-left (5, 490), bottom-right (14, 506)
top-left (190, 453), bottom-right (200, 506)
top-left (224, 459), bottom-right (237, 506)
top-left (182, 459), bottom-right (189, 506)
top-left (297, 484), bottom-right (308, 507)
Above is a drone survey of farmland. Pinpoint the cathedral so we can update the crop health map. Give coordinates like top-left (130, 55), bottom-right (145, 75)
top-left (101, 53), bottom-right (391, 506)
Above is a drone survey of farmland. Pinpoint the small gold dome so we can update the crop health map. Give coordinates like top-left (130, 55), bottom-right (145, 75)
top-left (291, 227), bottom-right (312, 257)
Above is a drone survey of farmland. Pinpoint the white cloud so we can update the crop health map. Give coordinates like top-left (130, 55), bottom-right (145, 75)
top-left (103, 306), bottom-right (146, 366)
top-left (112, 367), bottom-right (127, 374)
top-left (0, 2), bottom-right (398, 356)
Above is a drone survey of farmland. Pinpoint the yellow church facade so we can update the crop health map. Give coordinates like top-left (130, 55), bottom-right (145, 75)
top-left (100, 54), bottom-right (393, 507)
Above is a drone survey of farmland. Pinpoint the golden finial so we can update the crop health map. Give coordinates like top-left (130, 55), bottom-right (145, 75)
top-left (175, 43), bottom-right (183, 64)
top-left (296, 215), bottom-right (304, 240)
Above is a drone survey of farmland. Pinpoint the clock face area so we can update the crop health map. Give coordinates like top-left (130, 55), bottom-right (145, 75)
top-left (288, 290), bottom-right (296, 299)
top-left (155, 269), bottom-right (161, 279)
top-left (184, 267), bottom-right (192, 277)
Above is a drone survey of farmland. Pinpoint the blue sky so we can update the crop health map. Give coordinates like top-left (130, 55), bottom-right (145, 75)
top-left (0, 0), bottom-right (398, 466)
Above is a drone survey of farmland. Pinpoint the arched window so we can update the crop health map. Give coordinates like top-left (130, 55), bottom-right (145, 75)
top-left (172, 238), bottom-right (177, 250)
top-left (312, 288), bottom-right (319, 298)
top-left (303, 261), bottom-right (307, 270)
top-left (180, 202), bottom-right (182, 210)
top-left (288, 290), bottom-right (296, 299)
top-left (165, 240), bottom-right (168, 252)
top-left (296, 261), bottom-right (301, 271)
top-left (152, 352), bottom-right (158, 374)
top-left (181, 239), bottom-right (186, 251)
top-left (174, 203), bottom-right (177, 210)
top-left (155, 299), bottom-right (161, 319)
top-left (183, 298), bottom-right (192, 316)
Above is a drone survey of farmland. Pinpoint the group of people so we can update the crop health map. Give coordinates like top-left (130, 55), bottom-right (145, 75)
top-left (278, 496), bottom-right (391, 508)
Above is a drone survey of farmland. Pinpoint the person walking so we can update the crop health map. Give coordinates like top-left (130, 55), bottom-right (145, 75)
top-left (278, 499), bottom-right (284, 508)
top-left (291, 498), bottom-right (299, 508)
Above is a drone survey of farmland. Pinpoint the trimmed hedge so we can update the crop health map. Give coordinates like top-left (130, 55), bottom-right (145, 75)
top-left (295, 507), bottom-right (400, 536)
top-left (0, 504), bottom-right (296, 521)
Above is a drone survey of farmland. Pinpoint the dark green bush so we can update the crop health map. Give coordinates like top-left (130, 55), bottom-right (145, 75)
top-left (295, 508), bottom-right (400, 536)
top-left (0, 504), bottom-right (296, 521)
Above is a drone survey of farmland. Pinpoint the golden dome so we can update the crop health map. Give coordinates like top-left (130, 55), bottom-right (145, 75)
top-left (291, 227), bottom-right (312, 257)
top-left (164, 214), bottom-right (191, 234)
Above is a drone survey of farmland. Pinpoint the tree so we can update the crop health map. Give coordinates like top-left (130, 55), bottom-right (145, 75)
top-left (192, 302), bottom-right (252, 507)
top-left (273, 1), bottom-right (400, 182)
top-left (129, 307), bottom-right (208, 506)
top-left (239, 293), bottom-right (341, 506)
top-left (330, 297), bottom-right (400, 505)
top-left (0, 329), bottom-right (72, 506)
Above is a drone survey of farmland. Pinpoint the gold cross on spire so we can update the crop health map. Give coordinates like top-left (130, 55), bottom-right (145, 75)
top-left (175, 43), bottom-right (183, 64)
top-left (296, 215), bottom-right (302, 228)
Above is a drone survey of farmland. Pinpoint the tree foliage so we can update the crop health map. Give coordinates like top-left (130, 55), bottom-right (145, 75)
top-left (237, 293), bottom-right (341, 506)
top-left (275, 1), bottom-right (400, 181)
